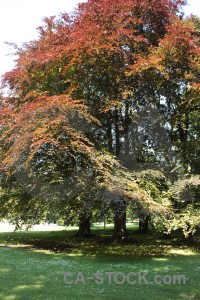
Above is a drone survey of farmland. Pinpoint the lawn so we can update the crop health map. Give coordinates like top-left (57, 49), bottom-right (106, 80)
top-left (0, 224), bottom-right (199, 300)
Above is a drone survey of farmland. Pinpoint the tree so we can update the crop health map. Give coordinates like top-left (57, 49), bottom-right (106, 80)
top-left (169, 175), bottom-right (200, 237)
top-left (0, 0), bottom-right (199, 238)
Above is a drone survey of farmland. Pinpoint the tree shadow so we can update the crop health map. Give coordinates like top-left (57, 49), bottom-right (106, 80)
top-left (0, 241), bottom-right (199, 300)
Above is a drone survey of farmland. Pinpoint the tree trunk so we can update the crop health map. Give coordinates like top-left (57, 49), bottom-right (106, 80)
top-left (115, 108), bottom-right (120, 157)
top-left (139, 216), bottom-right (149, 233)
top-left (113, 200), bottom-right (127, 238)
top-left (107, 119), bottom-right (113, 153)
top-left (178, 109), bottom-right (189, 172)
top-left (124, 102), bottom-right (130, 159)
top-left (76, 216), bottom-right (91, 237)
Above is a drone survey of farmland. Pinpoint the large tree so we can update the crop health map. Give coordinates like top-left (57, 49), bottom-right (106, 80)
top-left (0, 0), bottom-right (199, 237)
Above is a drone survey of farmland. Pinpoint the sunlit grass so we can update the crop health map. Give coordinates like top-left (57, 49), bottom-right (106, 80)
top-left (0, 223), bottom-right (199, 299)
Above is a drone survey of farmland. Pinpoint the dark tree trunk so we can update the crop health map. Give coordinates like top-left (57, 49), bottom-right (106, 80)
top-left (178, 110), bottom-right (189, 172)
top-left (113, 200), bottom-right (127, 238)
top-left (124, 102), bottom-right (130, 158)
top-left (139, 216), bottom-right (149, 233)
top-left (107, 119), bottom-right (113, 154)
top-left (115, 108), bottom-right (120, 157)
top-left (76, 216), bottom-right (91, 237)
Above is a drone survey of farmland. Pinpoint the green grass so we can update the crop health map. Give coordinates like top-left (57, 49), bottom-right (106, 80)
top-left (0, 224), bottom-right (199, 300)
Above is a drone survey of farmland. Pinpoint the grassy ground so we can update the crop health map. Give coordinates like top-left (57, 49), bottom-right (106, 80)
top-left (0, 224), bottom-right (199, 300)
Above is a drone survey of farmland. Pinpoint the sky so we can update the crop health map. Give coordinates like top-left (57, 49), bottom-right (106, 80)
top-left (0, 0), bottom-right (200, 77)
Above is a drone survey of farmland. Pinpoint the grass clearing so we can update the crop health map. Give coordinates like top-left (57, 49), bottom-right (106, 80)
top-left (0, 224), bottom-right (199, 300)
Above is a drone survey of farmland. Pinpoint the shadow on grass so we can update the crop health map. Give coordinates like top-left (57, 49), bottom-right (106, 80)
top-left (0, 227), bottom-right (199, 258)
top-left (0, 227), bottom-right (199, 299)
top-left (0, 242), bottom-right (199, 300)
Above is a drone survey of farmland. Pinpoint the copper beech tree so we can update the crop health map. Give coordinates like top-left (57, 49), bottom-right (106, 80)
top-left (0, 0), bottom-right (199, 237)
